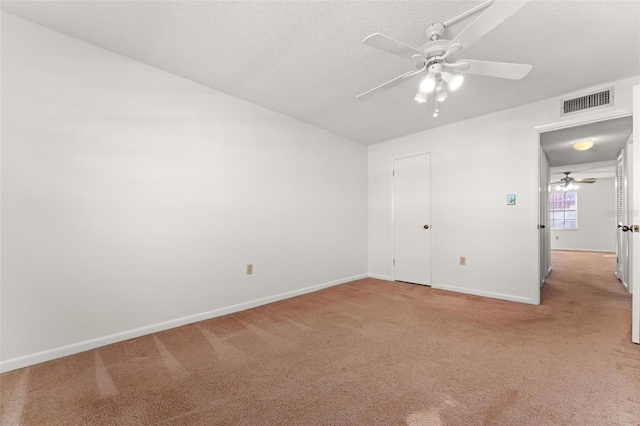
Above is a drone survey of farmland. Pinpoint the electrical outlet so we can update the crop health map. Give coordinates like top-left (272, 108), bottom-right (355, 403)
top-left (246, 264), bottom-right (253, 275)
top-left (459, 256), bottom-right (466, 266)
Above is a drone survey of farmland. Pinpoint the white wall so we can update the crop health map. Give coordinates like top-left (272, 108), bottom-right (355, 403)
top-left (1, 14), bottom-right (368, 371)
top-left (369, 76), bottom-right (639, 305)
top-left (550, 178), bottom-right (616, 252)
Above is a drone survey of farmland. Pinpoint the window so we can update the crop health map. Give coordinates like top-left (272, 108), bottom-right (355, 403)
top-left (550, 192), bottom-right (577, 230)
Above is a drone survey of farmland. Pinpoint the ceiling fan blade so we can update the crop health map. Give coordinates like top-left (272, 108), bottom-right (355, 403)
top-left (453, 59), bottom-right (532, 80)
top-left (573, 179), bottom-right (597, 183)
top-left (356, 71), bottom-right (422, 101)
top-left (447, 0), bottom-right (528, 53)
top-left (363, 33), bottom-right (425, 60)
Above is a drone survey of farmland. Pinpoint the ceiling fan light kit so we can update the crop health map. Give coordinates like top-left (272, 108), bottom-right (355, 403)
top-left (357, 0), bottom-right (532, 118)
top-left (552, 171), bottom-right (597, 192)
top-left (435, 88), bottom-right (448, 103)
top-left (414, 92), bottom-right (428, 103)
top-left (442, 72), bottom-right (464, 91)
top-left (419, 74), bottom-right (437, 93)
top-left (556, 184), bottom-right (579, 192)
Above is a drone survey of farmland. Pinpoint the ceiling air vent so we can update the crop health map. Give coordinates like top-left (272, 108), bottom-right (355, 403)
top-left (561, 87), bottom-right (613, 115)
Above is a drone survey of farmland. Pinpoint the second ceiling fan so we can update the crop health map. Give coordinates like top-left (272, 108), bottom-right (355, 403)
top-left (552, 172), bottom-right (598, 191)
top-left (357, 0), bottom-right (533, 117)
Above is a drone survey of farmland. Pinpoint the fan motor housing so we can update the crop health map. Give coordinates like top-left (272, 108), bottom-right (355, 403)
top-left (420, 39), bottom-right (450, 59)
top-left (426, 22), bottom-right (445, 40)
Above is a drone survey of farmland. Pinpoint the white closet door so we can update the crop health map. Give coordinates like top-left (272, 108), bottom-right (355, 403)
top-left (393, 153), bottom-right (432, 285)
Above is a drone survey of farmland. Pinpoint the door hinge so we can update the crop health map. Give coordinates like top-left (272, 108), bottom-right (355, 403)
top-left (392, 170), bottom-right (395, 176)
top-left (393, 259), bottom-right (395, 265)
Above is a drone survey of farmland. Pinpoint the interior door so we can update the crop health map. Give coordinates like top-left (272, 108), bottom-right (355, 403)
top-left (627, 137), bottom-right (635, 297)
top-left (539, 147), bottom-right (551, 287)
top-left (632, 85), bottom-right (639, 344)
top-left (616, 149), bottom-right (630, 289)
top-left (393, 153), bottom-right (432, 285)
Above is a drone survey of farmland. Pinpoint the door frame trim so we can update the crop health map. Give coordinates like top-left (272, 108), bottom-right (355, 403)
top-left (632, 84), bottom-right (639, 344)
top-left (539, 146), bottom-right (551, 289)
top-left (391, 150), bottom-right (434, 284)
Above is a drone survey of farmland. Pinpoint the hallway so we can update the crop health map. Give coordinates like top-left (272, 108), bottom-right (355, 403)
top-left (544, 250), bottom-right (629, 311)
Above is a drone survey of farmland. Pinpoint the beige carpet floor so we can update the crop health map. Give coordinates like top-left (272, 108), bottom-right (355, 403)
top-left (1, 251), bottom-right (639, 425)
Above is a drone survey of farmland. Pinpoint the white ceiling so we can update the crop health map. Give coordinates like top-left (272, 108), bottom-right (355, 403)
top-left (541, 115), bottom-right (633, 168)
top-left (2, 1), bottom-right (639, 145)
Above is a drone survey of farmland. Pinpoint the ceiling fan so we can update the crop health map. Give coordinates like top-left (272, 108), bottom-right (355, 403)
top-left (356, 0), bottom-right (533, 117)
top-left (552, 172), bottom-right (598, 191)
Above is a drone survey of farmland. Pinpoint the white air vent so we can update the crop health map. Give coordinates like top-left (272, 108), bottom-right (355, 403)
top-left (561, 87), bottom-right (613, 115)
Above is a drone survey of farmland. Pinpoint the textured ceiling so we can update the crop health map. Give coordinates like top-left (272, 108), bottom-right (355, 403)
top-left (2, 1), bottom-right (639, 145)
top-left (541, 115), bottom-right (633, 168)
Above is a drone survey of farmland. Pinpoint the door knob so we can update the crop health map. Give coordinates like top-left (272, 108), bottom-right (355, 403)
top-left (540, 225), bottom-right (546, 229)
top-left (423, 225), bottom-right (430, 230)
top-left (622, 225), bottom-right (630, 232)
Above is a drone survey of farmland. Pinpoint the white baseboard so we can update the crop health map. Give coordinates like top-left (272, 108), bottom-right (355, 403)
top-left (0, 274), bottom-right (367, 373)
top-left (431, 284), bottom-right (534, 305)
top-left (620, 279), bottom-right (630, 292)
top-left (551, 248), bottom-right (615, 253)
top-left (366, 277), bottom-right (533, 304)
top-left (368, 273), bottom-right (393, 281)
top-left (541, 266), bottom-right (552, 288)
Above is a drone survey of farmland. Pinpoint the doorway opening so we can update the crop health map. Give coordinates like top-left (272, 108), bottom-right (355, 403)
top-left (537, 115), bottom-right (633, 326)
top-left (540, 116), bottom-right (632, 289)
